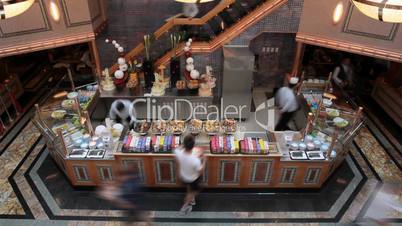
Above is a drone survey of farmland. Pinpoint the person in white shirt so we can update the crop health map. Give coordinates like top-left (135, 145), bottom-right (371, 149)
top-left (174, 135), bottom-right (206, 215)
top-left (332, 58), bottom-right (354, 88)
top-left (275, 77), bottom-right (299, 131)
top-left (109, 99), bottom-right (136, 127)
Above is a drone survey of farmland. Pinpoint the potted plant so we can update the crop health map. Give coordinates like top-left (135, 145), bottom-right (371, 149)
top-left (143, 34), bottom-right (154, 89)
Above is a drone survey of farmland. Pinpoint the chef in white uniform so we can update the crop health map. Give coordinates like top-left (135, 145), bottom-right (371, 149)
top-left (109, 99), bottom-right (136, 127)
top-left (275, 77), bottom-right (299, 131)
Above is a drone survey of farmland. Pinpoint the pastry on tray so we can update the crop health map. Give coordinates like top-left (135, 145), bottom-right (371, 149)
top-left (134, 121), bottom-right (151, 134)
top-left (204, 120), bottom-right (220, 134)
top-left (189, 119), bottom-right (203, 133)
top-left (151, 120), bottom-right (168, 134)
top-left (169, 120), bottom-right (186, 134)
top-left (222, 119), bottom-right (237, 133)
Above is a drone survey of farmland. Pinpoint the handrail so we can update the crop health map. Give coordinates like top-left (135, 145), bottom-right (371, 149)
top-left (109, 0), bottom-right (236, 73)
top-left (155, 0), bottom-right (288, 66)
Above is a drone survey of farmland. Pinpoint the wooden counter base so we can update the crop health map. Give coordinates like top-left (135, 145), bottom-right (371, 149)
top-left (63, 152), bottom-right (331, 189)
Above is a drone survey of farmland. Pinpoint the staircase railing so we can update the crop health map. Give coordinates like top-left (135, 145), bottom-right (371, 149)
top-left (155, 0), bottom-right (288, 67)
top-left (109, 0), bottom-right (236, 73)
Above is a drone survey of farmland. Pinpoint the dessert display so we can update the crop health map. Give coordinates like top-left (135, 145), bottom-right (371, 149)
top-left (204, 120), bottom-right (220, 134)
top-left (123, 135), bottom-right (152, 153)
top-left (222, 119), bottom-right (237, 134)
top-left (101, 68), bottom-right (116, 91)
top-left (210, 136), bottom-right (239, 154)
top-left (240, 137), bottom-right (270, 154)
top-left (151, 66), bottom-right (169, 96)
top-left (152, 135), bottom-right (181, 153)
top-left (187, 79), bottom-right (199, 89)
top-left (198, 66), bottom-right (216, 97)
top-left (169, 120), bottom-right (186, 134)
top-left (188, 119), bottom-right (203, 134)
top-left (151, 120), bottom-right (169, 134)
top-left (133, 121), bottom-right (151, 135)
top-left (122, 134), bottom-right (181, 153)
top-left (127, 72), bottom-right (139, 89)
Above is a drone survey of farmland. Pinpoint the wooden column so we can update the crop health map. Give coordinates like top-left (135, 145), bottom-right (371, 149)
top-left (89, 40), bottom-right (102, 77)
top-left (291, 42), bottom-right (305, 77)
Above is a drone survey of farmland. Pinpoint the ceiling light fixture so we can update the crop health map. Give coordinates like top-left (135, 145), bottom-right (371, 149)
top-left (351, 0), bottom-right (402, 23)
top-left (0, 0), bottom-right (35, 20)
top-left (333, 2), bottom-right (344, 24)
top-left (49, 0), bottom-right (60, 22)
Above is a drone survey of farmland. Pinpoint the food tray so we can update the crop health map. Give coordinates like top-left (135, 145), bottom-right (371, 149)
top-left (289, 151), bottom-right (308, 160)
top-left (306, 151), bottom-right (326, 160)
top-left (86, 149), bottom-right (106, 159)
top-left (69, 149), bottom-right (88, 159)
top-left (133, 121), bottom-right (151, 135)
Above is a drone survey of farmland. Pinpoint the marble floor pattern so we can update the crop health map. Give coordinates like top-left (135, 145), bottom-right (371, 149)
top-left (0, 117), bottom-right (400, 225)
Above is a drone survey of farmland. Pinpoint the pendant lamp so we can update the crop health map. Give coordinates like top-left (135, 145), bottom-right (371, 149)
top-left (0, 0), bottom-right (35, 20)
top-left (351, 0), bottom-right (402, 23)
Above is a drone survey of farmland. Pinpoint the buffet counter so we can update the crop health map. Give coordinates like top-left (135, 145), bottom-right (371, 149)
top-left (33, 82), bottom-right (363, 189)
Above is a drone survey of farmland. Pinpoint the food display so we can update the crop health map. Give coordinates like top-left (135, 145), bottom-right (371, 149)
top-left (51, 110), bottom-right (67, 120)
top-left (290, 150), bottom-right (308, 160)
top-left (152, 135), bottom-right (181, 153)
top-left (151, 120), bottom-right (169, 134)
top-left (169, 120), bottom-right (186, 134)
top-left (188, 119), bottom-right (203, 134)
top-left (222, 119), bottom-right (237, 134)
top-left (333, 117), bottom-right (349, 128)
top-left (123, 135), bottom-right (152, 153)
top-left (187, 79), bottom-right (199, 89)
top-left (69, 149), bottom-right (88, 159)
top-left (326, 108), bottom-right (340, 118)
top-left (204, 120), bottom-right (220, 134)
top-left (240, 137), bottom-right (270, 154)
top-left (306, 151), bottom-right (325, 160)
top-left (67, 92), bottom-right (78, 99)
top-left (86, 149), bottom-right (106, 159)
top-left (127, 72), bottom-right (139, 88)
top-left (210, 136), bottom-right (239, 154)
top-left (133, 121), bottom-right (151, 135)
top-left (61, 99), bottom-right (75, 109)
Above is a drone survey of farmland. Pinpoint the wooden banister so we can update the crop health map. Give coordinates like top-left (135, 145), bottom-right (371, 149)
top-left (109, 0), bottom-right (236, 73)
top-left (155, 0), bottom-right (288, 67)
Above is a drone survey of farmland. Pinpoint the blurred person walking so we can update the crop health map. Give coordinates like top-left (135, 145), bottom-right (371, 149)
top-left (174, 135), bottom-right (207, 215)
top-left (98, 166), bottom-right (149, 225)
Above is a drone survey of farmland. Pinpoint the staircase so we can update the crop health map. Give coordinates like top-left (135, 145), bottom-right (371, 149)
top-left (109, 0), bottom-right (288, 72)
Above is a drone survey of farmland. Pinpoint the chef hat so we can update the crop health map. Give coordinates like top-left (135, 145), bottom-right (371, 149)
top-left (289, 77), bottom-right (299, 84)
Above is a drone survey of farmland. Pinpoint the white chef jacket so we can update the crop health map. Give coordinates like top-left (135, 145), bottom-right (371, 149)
top-left (109, 99), bottom-right (136, 126)
top-left (275, 87), bottom-right (299, 113)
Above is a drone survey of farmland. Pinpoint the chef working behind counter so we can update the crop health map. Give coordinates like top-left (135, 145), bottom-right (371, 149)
top-left (109, 99), bottom-right (136, 128)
